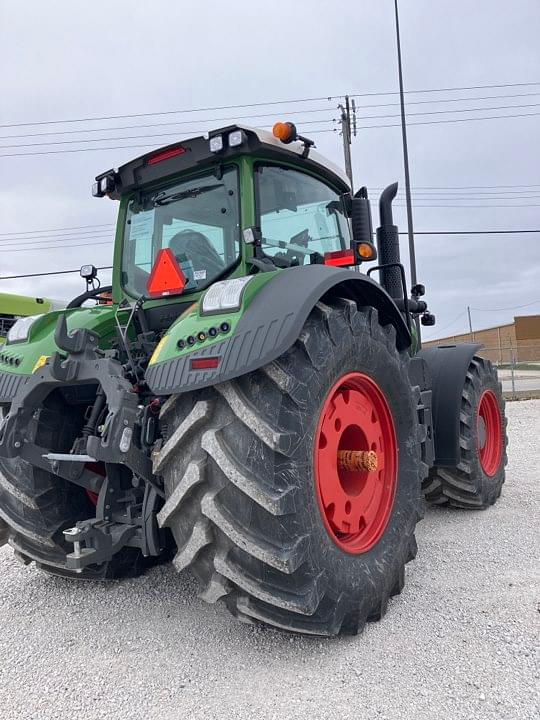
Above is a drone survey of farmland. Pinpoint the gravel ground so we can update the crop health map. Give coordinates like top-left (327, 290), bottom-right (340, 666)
top-left (0, 400), bottom-right (538, 720)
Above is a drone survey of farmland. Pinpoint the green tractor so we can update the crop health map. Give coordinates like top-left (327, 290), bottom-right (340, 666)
top-left (0, 292), bottom-right (64, 345)
top-left (0, 122), bottom-right (507, 636)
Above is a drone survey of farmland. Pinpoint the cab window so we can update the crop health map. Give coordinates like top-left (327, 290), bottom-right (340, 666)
top-left (255, 164), bottom-right (350, 266)
top-left (122, 166), bottom-right (240, 298)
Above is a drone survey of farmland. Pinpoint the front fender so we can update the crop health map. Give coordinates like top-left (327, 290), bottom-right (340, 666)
top-left (145, 265), bottom-right (411, 396)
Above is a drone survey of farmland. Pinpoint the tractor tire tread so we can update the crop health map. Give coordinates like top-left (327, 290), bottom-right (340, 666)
top-left (423, 356), bottom-right (507, 509)
top-left (159, 300), bottom-right (426, 636)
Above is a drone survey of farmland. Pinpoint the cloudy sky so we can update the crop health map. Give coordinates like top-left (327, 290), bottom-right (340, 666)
top-left (1, 0), bottom-right (539, 342)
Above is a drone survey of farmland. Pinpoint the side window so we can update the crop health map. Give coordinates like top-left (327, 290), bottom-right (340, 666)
top-left (256, 164), bottom-right (350, 265)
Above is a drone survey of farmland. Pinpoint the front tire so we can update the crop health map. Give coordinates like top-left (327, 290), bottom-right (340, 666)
top-left (0, 399), bottom-right (155, 580)
top-left (423, 356), bottom-right (507, 509)
top-left (155, 300), bottom-right (426, 636)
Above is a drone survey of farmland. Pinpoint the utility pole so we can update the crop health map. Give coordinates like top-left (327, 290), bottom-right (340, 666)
top-left (338, 95), bottom-right (355, 190)
top-left (467, 305), bottom-right (474, 340)
top-left (394, 0), bottom-right (421, 343)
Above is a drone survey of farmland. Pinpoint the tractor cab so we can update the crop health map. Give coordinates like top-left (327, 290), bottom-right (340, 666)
top-left (93, 124), bottom-right (376, 312)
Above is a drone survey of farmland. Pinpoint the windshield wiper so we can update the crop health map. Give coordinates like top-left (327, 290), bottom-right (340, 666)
top-left (153, 183), bottom-right (224, 206)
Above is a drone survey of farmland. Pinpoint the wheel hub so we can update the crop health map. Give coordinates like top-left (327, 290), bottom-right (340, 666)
top-left (314, 372), bottom-right (397, 554)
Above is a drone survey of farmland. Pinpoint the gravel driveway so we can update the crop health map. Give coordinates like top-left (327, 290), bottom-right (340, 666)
top-left (0, 400), bottom-right (538, 720)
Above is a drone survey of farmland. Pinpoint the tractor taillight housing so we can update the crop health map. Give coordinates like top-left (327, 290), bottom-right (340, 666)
top-left (147, 146), bottom-right (187, 165)
top-left (323, 250), bottom-right (356, 267)
top-left (356, 242), bottom-right (377, 261)
top-left (190, 357), bottom-right (220, 370)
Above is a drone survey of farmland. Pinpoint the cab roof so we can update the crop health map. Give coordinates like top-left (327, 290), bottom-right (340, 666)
top-left (95, 124), bottom-right (351, 200)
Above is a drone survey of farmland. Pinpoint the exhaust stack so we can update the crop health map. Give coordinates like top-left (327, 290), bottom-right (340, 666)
top-left (376, 183), bottom-right (402, 301)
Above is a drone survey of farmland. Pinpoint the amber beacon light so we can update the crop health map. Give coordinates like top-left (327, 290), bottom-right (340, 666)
top-left (272, 121), bottom-right (298, 144)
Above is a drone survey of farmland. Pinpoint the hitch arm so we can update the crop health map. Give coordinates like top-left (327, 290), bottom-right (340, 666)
top-left (64, 520), bottom-right (136, 571)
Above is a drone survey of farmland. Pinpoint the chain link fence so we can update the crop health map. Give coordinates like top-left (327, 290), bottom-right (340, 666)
top-left (482, 342), bottom-right (540, 400)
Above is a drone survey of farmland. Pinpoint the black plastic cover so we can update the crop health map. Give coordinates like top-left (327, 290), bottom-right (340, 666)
top-left (98, 127), bottom-right (350, 200)
top-left (419, 343), bottom-right (481, 466)
top-left (146, 265), bottom-right (411, 395)
top-left (0, 371), bottom-right (28, 404)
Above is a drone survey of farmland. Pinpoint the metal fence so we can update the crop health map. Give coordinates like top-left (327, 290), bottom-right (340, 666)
top-left (484, 345), bottom-right (540, 400)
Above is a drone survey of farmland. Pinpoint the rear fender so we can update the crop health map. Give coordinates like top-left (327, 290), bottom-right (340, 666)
top-left (145, 265), bottom-right (411, 395)
top-left (419, 343), bottom-right (481, 467)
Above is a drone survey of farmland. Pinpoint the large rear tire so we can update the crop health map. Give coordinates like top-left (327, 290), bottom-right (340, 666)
top-left (423, 356), bottom-right (507, 509)
top-left (155, 300), bottom-right (427, 636)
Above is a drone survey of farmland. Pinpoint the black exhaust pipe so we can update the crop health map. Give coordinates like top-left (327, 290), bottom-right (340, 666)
top-left (376, 182), bottom-right (402, 300)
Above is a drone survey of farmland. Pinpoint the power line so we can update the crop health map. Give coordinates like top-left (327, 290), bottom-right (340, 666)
top-left (388, 190), bottom-right (540, 197)
top-left (390, 190), bottom-right (540, 196)
top-left (0, 128), bottom-right (337, 157)
top-left (5, 228), bottom-right (540, 252)
top-left (350, 80), bottom-right (540, 99)
top-left (2, 109), bottom-right (538, 158)
top-left (1, 81), bottom-right (537, 129)
top-left (0, 118), bottom-right (337, 150)
top-left (421, 298), bottom-right (540, 341)
top-left (4, 202), bottom-right (540, 239)
top-left (0, 222), bottom-right (114, 237)
top-left (4, 92), bottom-right (539, 141)
top-left (3, 228), bottom-right (539, 250)
top-left (0, 233), bottom-right (113, 248)
top-left (356, 90), bottom-right (540, 107)
top-left (6, 240), bottom-right (113, 253)
top-left (0, 229), bottom-right (115, 243)
top-left (394, 195), bottom-right (540, 201)
top-left (470, 299), bottom-right (540, 312)
top-left (373, 184), bottom-right (540, 190)
top-left (423, 311), bottom-right (467, 339)
top-left (0, 96), bottom-right (343, 129)
top-left (0, 266), bottom-right (113, 280)
top-left (394, 202), bottom-right (540, 208)
top-left (2, 228), bottom-right (539, 278)
top-left (355, 110), bottom-right (540, 131)
top-left (355, 101), bottom-right (540, 123)
top-left (400, 229), bottom-right (540, 235)
top-left (2, 197), bottom-right (539, 238)
top-left (0, 106), bottom-right (339, 140)
top-left (4, 229), bottom-right (540, 262)
top-left (5, 103), bottom-right (540, 151)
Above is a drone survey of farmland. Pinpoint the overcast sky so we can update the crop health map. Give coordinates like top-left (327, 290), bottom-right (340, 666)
top-left (1, 0), bottom-right (539, 341)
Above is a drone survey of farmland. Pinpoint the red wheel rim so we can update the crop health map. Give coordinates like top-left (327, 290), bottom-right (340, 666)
top-left (477, 390), bottom-right (502, 476)
top-left (314, 372), bottom-right (397, 554)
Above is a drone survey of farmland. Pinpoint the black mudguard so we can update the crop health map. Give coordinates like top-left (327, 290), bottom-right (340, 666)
top-left (146, 265), bottom-right (411, 396)
top-left (419, 343), bottom-right (481, 467)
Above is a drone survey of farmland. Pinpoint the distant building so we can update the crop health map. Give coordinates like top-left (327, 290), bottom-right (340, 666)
top-left (423, 314), bottom-right (540, 364)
